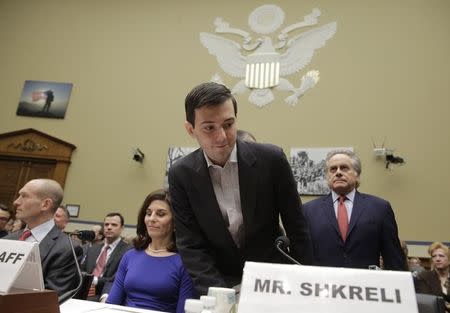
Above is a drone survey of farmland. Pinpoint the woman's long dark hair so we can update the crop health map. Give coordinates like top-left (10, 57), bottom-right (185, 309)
top-left (133, 189), bottom-right (177, 252)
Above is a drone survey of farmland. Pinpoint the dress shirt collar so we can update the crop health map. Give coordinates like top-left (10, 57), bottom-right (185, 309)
top-left (204, 143), bottom-right (238, 168)
top-left (332, 188), bottom-right (356, 204)
top-left (104, 236), bottom-right (121, 250)
top-left (28, 219), bottom-right (55, 243)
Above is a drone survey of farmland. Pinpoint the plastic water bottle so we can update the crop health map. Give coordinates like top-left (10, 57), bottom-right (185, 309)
top-left (200, 295), bottom-right (216, 313)
top-left (185, 299), bottom-right (204, 313)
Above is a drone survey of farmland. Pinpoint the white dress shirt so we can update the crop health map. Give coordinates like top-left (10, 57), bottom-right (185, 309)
top-left (331, 189), bottom-right (356, 223)
top-left (204, 144), bottom-right (244, 247)
top-left (24, 219), bottom-right (55, 243)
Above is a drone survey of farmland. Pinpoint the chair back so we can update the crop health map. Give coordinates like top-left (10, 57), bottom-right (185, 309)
top-left (73, 273), bottom-right (94, 300)
top-left (416, 293), bottom-right (446, 313)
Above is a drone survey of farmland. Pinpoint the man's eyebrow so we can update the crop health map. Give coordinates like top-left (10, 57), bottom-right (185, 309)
top-left (200, 117), bottom-right (235, 125)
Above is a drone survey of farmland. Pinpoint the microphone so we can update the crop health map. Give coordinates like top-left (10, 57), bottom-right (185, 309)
top-left (73, 230), bottom-right (96, 241)
top-left (275, 236), bottom-right (302, 265)
top-left (58, 234), bottom-right (83, 304)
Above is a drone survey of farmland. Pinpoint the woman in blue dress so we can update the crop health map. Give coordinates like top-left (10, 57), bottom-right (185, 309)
top-left (107, 189), bottom-right (195, 313)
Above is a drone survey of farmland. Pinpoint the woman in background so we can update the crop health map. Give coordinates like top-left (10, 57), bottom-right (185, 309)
top-left (107, 189), bottom-right (194, 313)
top-left (415, 242), bottom-right (450, 312)
top-left (11, 218), bottom-right (25, 232)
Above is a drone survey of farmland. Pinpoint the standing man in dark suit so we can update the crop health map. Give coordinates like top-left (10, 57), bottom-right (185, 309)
top-left (303, 149), bottom-right (405, 270)
top-left (169, 82), bottom-right (312, 295)
top-left (5, 179), bottom-right (78, 296)
top-left (81, 212), bottom-right (130, 300)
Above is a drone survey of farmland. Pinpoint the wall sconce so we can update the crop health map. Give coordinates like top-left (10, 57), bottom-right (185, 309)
top-left (373, 147), bottom-right (405, 169)
top-left (132, 148), bottom-right (145, 163)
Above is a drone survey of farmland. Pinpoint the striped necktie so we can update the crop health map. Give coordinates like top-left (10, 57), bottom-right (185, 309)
top-left (92, 245), bottom-right (110, 277)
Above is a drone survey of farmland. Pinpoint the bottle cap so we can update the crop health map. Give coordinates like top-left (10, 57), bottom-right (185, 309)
top-left (200, 295), bottom-right (216, 308)
top-left (185, 299), bottom-right (204, 313)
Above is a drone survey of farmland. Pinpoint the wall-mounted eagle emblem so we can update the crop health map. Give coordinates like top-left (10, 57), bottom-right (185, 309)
top-left (200, 5), bottom-right (337, 107)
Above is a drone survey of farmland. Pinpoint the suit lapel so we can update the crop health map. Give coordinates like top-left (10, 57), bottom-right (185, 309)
top-left (39, 225), bottom-right (60, 262)
top-left (91, 244), bottom-right (102, 260)
top-left (322, 194), bottom-right (341, 239)
top-left (191, 149), bottom-right (233, 241)
top-left (347, 191), bottom-right (366, 238)
top-left (104, 240), bottom-right (121, 273)
top-left (236, 140), bottom-right (257, 243)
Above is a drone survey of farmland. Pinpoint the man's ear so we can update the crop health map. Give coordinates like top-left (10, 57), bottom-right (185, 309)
top-left (41, 198), bottom-right (53, 213)
top-left (184, 121), bottom-right (195, 137)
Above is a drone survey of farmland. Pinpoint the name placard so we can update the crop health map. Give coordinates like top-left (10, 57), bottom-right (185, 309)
top-left (0, 239), bottom-right (44, 294)
top-left (238, 262), bottom-right (418, 313)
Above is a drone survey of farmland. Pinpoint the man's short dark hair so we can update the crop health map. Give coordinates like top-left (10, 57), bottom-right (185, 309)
top-left (185, 82), bottom-right (237, 126)
top-left (105, 212), bottom-right (124, 226)
top-left (58, 205), bottom-right (70, 220)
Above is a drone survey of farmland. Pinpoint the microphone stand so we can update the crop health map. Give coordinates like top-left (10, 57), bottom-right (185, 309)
top-left (275, 238), bottom-right (302, 266)
top-left (58, 234), bottom-right (83, 304)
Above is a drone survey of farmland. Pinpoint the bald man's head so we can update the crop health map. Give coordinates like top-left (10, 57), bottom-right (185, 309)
top-left (30, 179), bottom-right (64, 213)
top-left (13, 179), bottom-right (64, 228)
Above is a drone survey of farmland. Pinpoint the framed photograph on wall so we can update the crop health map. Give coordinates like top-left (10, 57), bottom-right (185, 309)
top-left (66, 204), bottom-right (80, 218)
top-left (290, 147), bottom-right (353, 195)
top-left (163, 147), bottom-right (197, 188)
top-left (16, 80), bottom-right (73, 119)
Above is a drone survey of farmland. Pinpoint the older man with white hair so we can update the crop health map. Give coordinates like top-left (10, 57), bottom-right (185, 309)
top-left (303, 150), bottom-right (405, 270)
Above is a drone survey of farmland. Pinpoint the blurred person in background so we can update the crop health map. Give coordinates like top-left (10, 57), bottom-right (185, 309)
top-left (0, 203), bottom-right (13, 238)
top-left (54, 205), bottom-right (70, 230)
top-left (11, 218), bottom-right (26, 232)
top-left (82, 213), bottom-right (131, 301)
top-left (409, 257), bottom-right (425, 277)
top-left (415, 242), bottom-right (450, 312)
top-left (91, 224), bottom-right (104, 245)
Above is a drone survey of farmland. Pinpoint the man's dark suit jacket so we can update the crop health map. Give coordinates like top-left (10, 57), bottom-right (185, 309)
top-left (5, 225), bottom-right (78, 296)
top-left (169, 139), bottom-right (313, 295)
top-left (303, 191), bottom-right (405, 270)
top-left (81, 239), bottom-right (131, 295)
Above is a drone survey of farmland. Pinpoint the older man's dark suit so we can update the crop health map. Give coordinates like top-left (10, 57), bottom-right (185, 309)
top-left (5, 225), bottom-right (78, 296)
top-left (303, 191), bottom-right (405, 270)
top-left (81, 240), bottom-right (130, 295)
top-left (169, 139), bottom-right (313, 295)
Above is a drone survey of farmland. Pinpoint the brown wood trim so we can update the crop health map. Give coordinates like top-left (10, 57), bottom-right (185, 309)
top-left (0, 128), bottom-right (76, 150)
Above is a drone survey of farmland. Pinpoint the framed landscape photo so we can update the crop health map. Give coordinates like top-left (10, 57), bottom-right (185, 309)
top-left (66, 204), bottom-right (80, 218)
top-left (163, 147), bottom-right (197, 188)
top-left (17, 80), bottom-right (73, 119)
top-left (290, 147), bottom-right (353, 195)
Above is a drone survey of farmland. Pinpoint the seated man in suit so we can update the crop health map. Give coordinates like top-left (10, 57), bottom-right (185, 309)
top-left (303, 149), bottom-right (406, 270)
top-left (169, 82), bottom-right (313, 295)
top-left (5, 179), bottom-right (78, 296)
top-left (81, 212), bottom-right (131, 300)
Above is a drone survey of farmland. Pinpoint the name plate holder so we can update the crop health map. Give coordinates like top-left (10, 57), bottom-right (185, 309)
top-left (238, 261), bottom-right (418, 313)
top-left (0, 239), bottom-right (58, 313)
